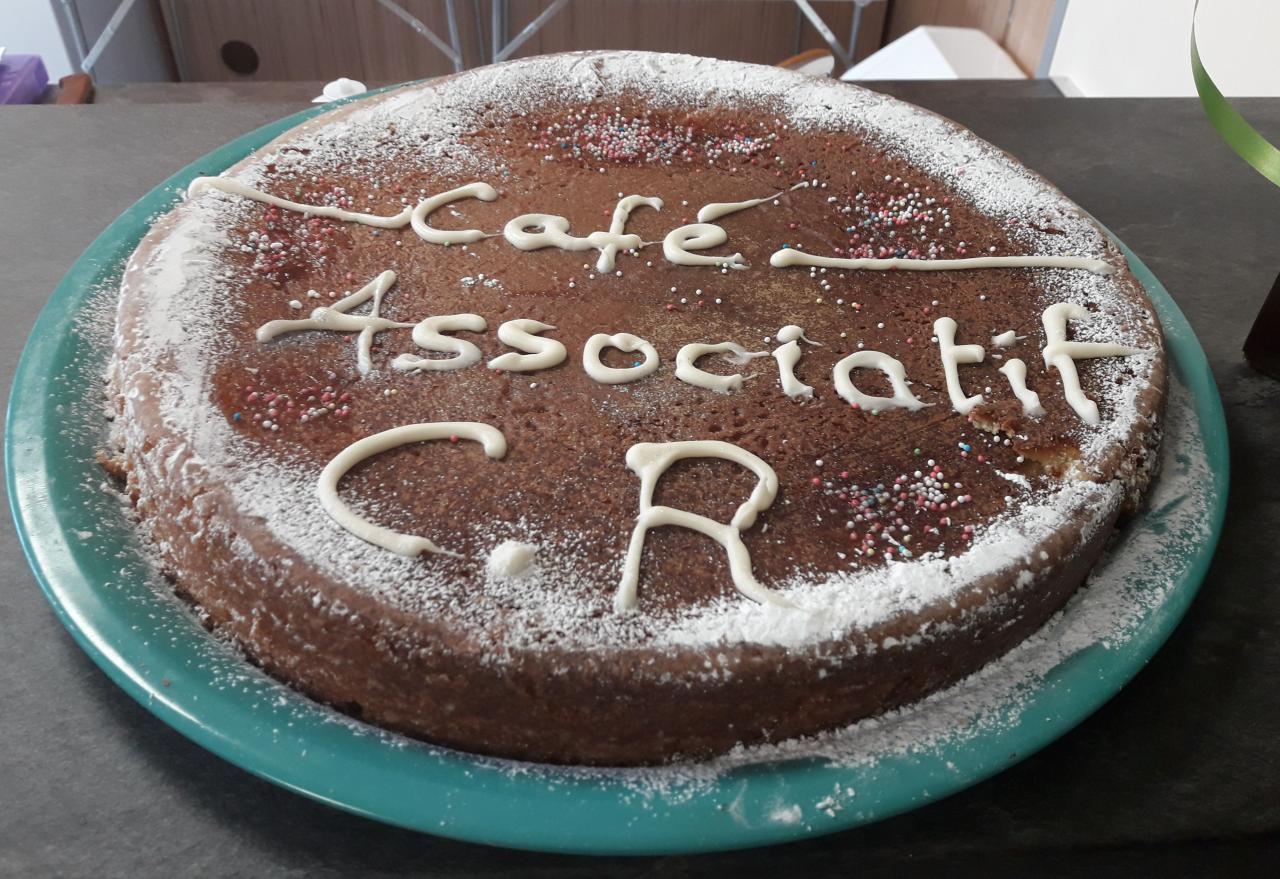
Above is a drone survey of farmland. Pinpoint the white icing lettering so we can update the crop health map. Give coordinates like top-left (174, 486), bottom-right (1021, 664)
top-left (583, 333), bottom-right (659, 385)
top-left (674, 341), bottom-right (769, 394)
top-left (588, 195), bottom-right (662, 272)
top-left (696, 182), bottom-right (810, 224)
top-left (933, 316), bottom-right (985, 415)
top-left (392, 313), bottom-right (488, 372)
top-left (318, 422), bottom-right (506, 556)
top-left (772, 324), bottom-right (821, 400)
top-left (662, 223), bottom-right (746, 269)
top-left (833, 350), bottom-right (929, 413)
top-left (189, 176), bottom-right (412, 228)
top-left (1040, 302), bottom-right (1142, 425)
top-left (504, 196), bottom-right (661, 272)
top-left (488, 319), bottom-right (567, 372)
top-left (503, 213), bottom-right (590, 252)
top-left (999, 358), bottom-right (1045, 417)
top-left (191, 177), bottom-right (1109, 279)
top-left (256, 270), bottom-right (413, 375)
top-left (770, 249), bottom-right (1115, 275)
top-left (409, 182), bottom-right (498, 244)
top-left (615, 440), bottom-right (789, 613)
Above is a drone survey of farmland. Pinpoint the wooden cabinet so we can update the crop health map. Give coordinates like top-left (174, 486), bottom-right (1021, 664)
top-left (162, 0), bottom-right (483, 82)
top-left (159, 0), bottom-right (1054, 84)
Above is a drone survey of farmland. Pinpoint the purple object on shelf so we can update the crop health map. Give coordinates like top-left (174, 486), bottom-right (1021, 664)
top-left (0, 54), bottom-right (50, 105)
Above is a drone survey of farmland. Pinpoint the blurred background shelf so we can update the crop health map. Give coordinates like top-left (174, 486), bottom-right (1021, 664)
top-left (13, 0), bottom-right (1063, 87)
top-left (10, 2), bottom-right (1280, 103)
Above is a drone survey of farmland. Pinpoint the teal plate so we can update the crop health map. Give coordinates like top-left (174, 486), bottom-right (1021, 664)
top-left (7, 95), bottom-right (1228, 856)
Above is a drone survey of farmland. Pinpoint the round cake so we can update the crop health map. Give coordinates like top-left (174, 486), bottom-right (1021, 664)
top-left (106, 52), bottom-right (1165, 765)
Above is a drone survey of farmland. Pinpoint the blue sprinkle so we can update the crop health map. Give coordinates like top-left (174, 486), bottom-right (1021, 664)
top-left (959, 442), bottom-right (972, 452)
top-left (782, 243), bottom-right (791, 249)
top-left (232, 412), bottom-right (242, 422)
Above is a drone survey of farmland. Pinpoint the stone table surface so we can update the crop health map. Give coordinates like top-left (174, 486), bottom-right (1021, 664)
top-left (1, 81), bottom-right (1277, 876)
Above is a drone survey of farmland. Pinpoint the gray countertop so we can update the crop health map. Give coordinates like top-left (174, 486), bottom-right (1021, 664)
top-left (2, 82), bottom-right (1278, 876)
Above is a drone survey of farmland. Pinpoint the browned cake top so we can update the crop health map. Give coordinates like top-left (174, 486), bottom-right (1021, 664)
top-left (113, 53), bottom-right (1163, 656)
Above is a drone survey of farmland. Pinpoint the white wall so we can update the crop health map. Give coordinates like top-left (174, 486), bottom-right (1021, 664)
top-left (4, 0), bottom-right (76, 79)
top-left (1050, 0), bottom-right (1280, 97)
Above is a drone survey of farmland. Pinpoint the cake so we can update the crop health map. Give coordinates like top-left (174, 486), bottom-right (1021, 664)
top-left (105, 52), bottom-right (1165, 765)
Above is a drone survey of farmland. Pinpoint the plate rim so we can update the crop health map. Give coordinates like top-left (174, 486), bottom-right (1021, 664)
top-left (5, 90), bottom-right (1230, 856)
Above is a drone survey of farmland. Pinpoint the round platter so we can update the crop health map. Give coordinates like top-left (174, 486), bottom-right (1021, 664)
top-left (7, 88), bottom-right (1227, 856)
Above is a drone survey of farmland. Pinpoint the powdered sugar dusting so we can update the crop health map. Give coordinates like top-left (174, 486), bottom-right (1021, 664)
top-left (80, 277), bottom-right (1217, 798)
top-left (165, 371), bottom-right (1198, 804)
top-left (470, 373), bottom-right (1211, 798)
top-left (662, 478), bottom-right (1119, 648)
top-left (110, 53), bottom-right (1162, 659)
